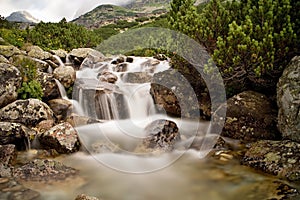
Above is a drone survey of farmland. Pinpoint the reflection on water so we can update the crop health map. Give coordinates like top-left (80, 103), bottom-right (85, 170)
top-left (20, 150), bottom-right (299, 200)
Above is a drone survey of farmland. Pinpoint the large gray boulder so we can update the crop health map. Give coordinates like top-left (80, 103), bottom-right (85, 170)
top-left (220, 91), bottom-right (280, 142)
top-left (0, 63), bottom-right (22, 108)
top-left (26, 45), bottom-right (52, 60)
top-left (53, 65), bottom-right (76, 88)
top-left (38, 122), bottom-right (80, 154)
top-left (0, 99), bottom-right (55, 127)
top-left (277, 56), bottom-right (300, 142)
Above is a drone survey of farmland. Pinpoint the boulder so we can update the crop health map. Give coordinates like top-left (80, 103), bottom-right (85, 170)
top-left (150, 69), bottom-right (207, 119)
top-left (69, 48), bottom-right (105, 67)
top-left (47, 99), bottom-right (72, 121)
top-left (121, 72), bottom-right (152, 83)
top-left (220, 91), bottom-right (279, 142)
top-left (53, 66), bottom-right (76, 88)
top-left (50, 49), bottom-right (68, 60)
top-left (10, 55), bottom-right (49, 72)
top-left (0, 55), bottom-right (9, 63)
top-left (277, 56), bottom-right (300, 142)
top-left (66, 113), bottom-right (103, 127)
top-left (0, 122), bottom-right (36, 149)
top-left (37, 72), bottom-right (60, 100)
top-left (242, 140), bottom-right (300, 181)
top-left (0, 63), bottom-right (22, 108)
top-left (13, 159), bottom-right (77, 181)
top-left (26, 45), bottom-right (52, 60)
top-left (0, 45), bottom-right (23, 58)
top-left (0, 99), bottom-right (55, 127)
top-left (38, 122), bottom-right (80, 154)
top-left (135, 119), bottom-right (180, 153)
top-left (99, 71), bottom-right (118, 84)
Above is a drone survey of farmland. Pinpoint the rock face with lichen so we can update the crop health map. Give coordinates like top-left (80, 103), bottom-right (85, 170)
top-left (38, 122), bottom-right (80, 154)
top-left (0, 63), bottom-right (22, 108)
top-left (0, 99), bottom-right (55, 127)
top-left (242, 140), bottom-right (300, 181)
top-left (13, 159), bottom-right (77, 181)
top-left (277, 56), bottom-right (300, 142)
top-left (0, 122), bottom-right (36, 150)
top-left (220, 91), bottom-right (280, 142)
top-left (53, 65), bottom-right (76, 88)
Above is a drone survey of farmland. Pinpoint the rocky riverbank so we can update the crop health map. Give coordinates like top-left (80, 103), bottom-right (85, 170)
top-left (0, 40), bottom-right (299, 199)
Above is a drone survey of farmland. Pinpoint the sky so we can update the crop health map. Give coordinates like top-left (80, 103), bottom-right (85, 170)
top-left (0, 0), bottom-right (134, 22)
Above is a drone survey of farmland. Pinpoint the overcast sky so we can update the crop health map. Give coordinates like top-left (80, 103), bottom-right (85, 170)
top-left (0, 0), bottom-right (134, 22)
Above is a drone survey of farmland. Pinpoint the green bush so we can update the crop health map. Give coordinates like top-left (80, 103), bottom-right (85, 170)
top-left (16, 58), bottom-right (43, 100)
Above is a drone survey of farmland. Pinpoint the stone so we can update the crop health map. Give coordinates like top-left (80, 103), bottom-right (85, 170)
top-left (35, 120), bottom-right (55, 134)
top-left (13, 159), bottom-right (77, 181)
top-left (0, 122), bottom-right (36, 150)
top-left (47, 99), bottom-right (72, 121)
top-left (50, 49), bottom-right (68, 60)
top-left (136, 119), bottom-right (181, 153)
top-left (37, 72), bottom-right (60, 100)
top-left (219, 91), bottom-right (280, 142)
top-left (0, 55), bottom-right (9, 63)
top-left (0, 144), bottom-right (16, 166)
top-left (66, 113), bottom-right (104, 127)
top-left (53, 66), bottom-right (76, 88)
top-left (242, 140), bottom-right (300, 181)
top-left (10, 55), bottom-right (49, 72)
top-left (38, 122), bottom-right (80, 154)
top-left (99, 71), bottom-right (118, 84)
top-left (26, 45), bottom-right (52, 60)
top-left (70, 48), bottom-right (105, 67)
top-left (75, 194), bottom-right (100, 200)
top-left (0, 99), bottom-right (55, 127)
top-left (0, 63), bottom-right (22, 108)
top-left (277, 56), bottom-right (300, 142)
top-left (0, 45), bottom-right (23, 58)
top-left (121, 72), bottom-right (152, 83)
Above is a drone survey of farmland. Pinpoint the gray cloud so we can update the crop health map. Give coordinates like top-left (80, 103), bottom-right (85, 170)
top-left (0, 0), bottom-right (134, 22)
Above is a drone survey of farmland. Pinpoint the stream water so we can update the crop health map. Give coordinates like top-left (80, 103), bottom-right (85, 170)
top-left (22, 56), bottom-right (299, 199)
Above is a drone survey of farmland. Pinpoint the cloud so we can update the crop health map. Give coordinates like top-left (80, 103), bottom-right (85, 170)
top-left (0, 0), bottom-right (134, 22)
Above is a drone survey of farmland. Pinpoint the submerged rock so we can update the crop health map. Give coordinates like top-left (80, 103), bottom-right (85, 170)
top-left (0, 122), bottom-right (36, 150)
top-left (277, 56), bottom-right (300, 142)
top-left (121, 72), bottom-right (152, 83)
top-left (75, 194), bottom-right (100, 200)
top-left (38, 122), bottom-right (80, 154)
top-left (242, 140), bottom-right (300, 181)
top-left (0, 63), bottom-right (22, 108)
top-left (13, 159), bottom-right (77, 181)
top-left (136, 119), bottom-right (181, 154)
top-left (0, 99), bottom-right (55, 127)
top-left (220, 91), bottom-right (280, 142)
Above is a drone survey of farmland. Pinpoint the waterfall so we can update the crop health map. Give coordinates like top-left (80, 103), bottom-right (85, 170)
top-left (54, 79), bottom-right (68, 100)
top-left (52, 55), bottom-right (65, 67)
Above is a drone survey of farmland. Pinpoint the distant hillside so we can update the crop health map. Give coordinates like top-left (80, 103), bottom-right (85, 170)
top-left (72, 4), bottom-right (168, 29)
top-left (125, 0), bottom-right (171, 12)
top-left (6, 11), bottom-right (40, 24)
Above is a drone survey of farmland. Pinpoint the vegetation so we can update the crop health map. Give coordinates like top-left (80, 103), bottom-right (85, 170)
top-left (16, 58), bottom-right (43, 100)
top-left (169, 0), bottom-right (300, 95)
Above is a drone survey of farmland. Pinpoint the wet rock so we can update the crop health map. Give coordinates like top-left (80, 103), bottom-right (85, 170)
top-left (80, 53), bottom-right (107, 70)
top-left (114, 63), bottom-right (127, 72)
top-left (53, 66), bottom-right (76, 88)
top-left (0, 63), bottom-right (22, 108)
top-left (242, 140), bottom-right (300, 181)
top-left (38, 122), bottom-right (80, 154)
top-left (99, 71), bottom-right (118, 84)
top-left (121, 72), bottom-right (152, 83)
top-left (69, 48), bottom-right (104, 67)
top-left (66, 113), bottom-right (104, 127)
top-left (0, 145), bottom-right (17, 166)
top-left (13, 159), bottom-right (77, 181)
top-left (0, 122), bottom-right (36, 149)
top-left (0, 178), bottom-right (40, 200)
top-left (75, 194), bottom-right (100, 200)
top-left (26, 45), bottom-right (52, 60)
top-left (0, 45), bottom-right (23, 58)
top-left (48, 99), bottom-right (72, 121)
top-left (220, 91), bottom-right (279, 142)
top-left (277, 56), bottom-right (300, 142)
top-left (126, 57), bottom-right (134, 63)
top-left (0, 99), bottom-right (55, 127)
top-left (37, 72), bottom-right (60, 100)
top-left (111, 56), bottom-right (125, 65)
top-left (136, 119), bottom-right (181, 153)
top-left (0, 55), bottom-right (9, 63)
top-left (50, 49), bottom-right (68, 60)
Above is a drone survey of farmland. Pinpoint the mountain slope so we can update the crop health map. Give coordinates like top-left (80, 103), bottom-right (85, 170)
top-left (6, 11), bottom-right (40, 23)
